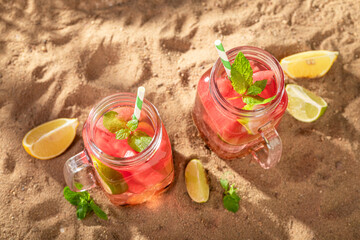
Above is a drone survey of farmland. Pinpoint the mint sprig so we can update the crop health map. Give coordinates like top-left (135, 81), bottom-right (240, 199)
top-left (63, 186), bottom-right (108, 220)
top-left (126, 119), bottom-right (139, 131)
top-left (243, 95), bottom-right (276, 110)
top-left (128, 131), bottom-right (152, 152)
top-left (220, 179), bottom-right (241, 213)
top-left (246, 79), bottom-right (267, 96)
top-left (116, 128), bottom-right (131, 140)
top-left (229, 52), bottom-right (276, 109)
top-left (102, 111), bottom-right (152, 152)
top-left (230, 52), bottom-right (253, 94)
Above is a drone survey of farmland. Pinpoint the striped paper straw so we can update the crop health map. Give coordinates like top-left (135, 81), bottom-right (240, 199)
top-left (133, 86), bottom-right (145, 120)
top-left (214, 40), bottom-right (231, 78)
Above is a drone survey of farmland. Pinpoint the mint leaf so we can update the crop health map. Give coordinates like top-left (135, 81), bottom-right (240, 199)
top-left (243, 104), bottom-right (254, 110)
top-left (230, 191), bottom-right (241, 202)
top-left (230, 52), bottom-right (253, 95)
top-left (90, 200), bottom-right (108, 220)
top-left (223, 195), bottom-right (240, 213)
top-left (63, 186), bottom-right (81, 206)
top-left (78, 191), bottom-right (90, 201)
top-left (242, 95), bottom-right (276, 110)
top-left (246, 85), bottom-right (261, 96)
top-left (103, 111), bottom-right (126, 133)
top-left (76, 202), bottom-right (89, 220)
top-left (243, 95), bottom-right (266, 105)
top-left (126, 119), bottom-right (138, 131)
top-left (127, 131), bottom-right (152, 152)
top-left (221, 180), bottom-right (241, 213)
top-left (228, 184), bottom-right (236, 195)
top-left (246, 80), bottom-right (267, 96)
top-left (63, 187), bottom-right (108, 220)
top-left (220, 179), bottom-right (229, 191)
top-left (115, 128), bottom-right (130, 140)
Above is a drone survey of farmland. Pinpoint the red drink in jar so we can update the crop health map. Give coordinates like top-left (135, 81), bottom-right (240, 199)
top-left (64, 93), bottom-right (174, 205)
top-left (192, 46), bottom-right (288, 169)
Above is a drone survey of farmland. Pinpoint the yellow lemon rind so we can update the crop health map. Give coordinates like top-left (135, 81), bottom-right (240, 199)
top-left (280, 51), bottom-right (338, 79)
top-left (22, 118), bottom-right (78, 160)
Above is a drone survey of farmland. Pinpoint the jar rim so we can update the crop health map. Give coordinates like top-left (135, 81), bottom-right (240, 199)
top-left (210, 46), bottom-right (285, 118)
top-left (85, 93), bottom-right (162, 166)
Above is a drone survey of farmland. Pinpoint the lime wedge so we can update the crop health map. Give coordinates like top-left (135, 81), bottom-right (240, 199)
top-left (286, 84), bottom-right (327, 122)
top-left (237, 118), bottom-right (255, 135)
top-left (185, 159), bottom-right (209, 203)
top-left (92, 156), bottom-right (128, 194)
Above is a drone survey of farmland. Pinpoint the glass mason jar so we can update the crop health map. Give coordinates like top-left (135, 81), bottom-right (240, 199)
top-left (64, 93), bottom-right (174, 205)
top-left (192, 46), bottom-right (288, 169)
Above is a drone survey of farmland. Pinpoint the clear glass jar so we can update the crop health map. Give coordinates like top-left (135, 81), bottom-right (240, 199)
top-left (64, 93), bottom-right (174, 205)
top-left (192, 46), bottom-right (288, 169)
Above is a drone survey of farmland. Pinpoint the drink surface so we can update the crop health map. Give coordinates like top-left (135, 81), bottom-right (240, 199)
top-left (193, 57), bottom-right (288, 159)
top-left (94, 107), bottom-right (155, 158)
top-left (212, 60), bottom-right (277, 109)
top-left (85, 106), bottom-right (174, 205)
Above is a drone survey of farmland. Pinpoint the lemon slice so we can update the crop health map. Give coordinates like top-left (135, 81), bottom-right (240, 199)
top-left (286, 84), bottom-right (327, 122)
top-left (185, 159), bottom-right (209, 203)
top-left (22, 118), bottom-right (79, 160)
top-left (280, 50), bottom-right (338, 79)
top-left (92, 156), bottom-right (128, 195)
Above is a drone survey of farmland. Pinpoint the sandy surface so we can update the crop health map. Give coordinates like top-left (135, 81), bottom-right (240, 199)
top-left (1, 0), bottom-right (360, 239)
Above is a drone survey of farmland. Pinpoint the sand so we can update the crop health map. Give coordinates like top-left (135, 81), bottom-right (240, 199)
top-left (1, 0), bottom-right (360, 239)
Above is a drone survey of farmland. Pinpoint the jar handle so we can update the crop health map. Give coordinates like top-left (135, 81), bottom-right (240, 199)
top-left (250, 128), bottom-right (282, 169)
top-left (63, 151), bottom-right (97, 192)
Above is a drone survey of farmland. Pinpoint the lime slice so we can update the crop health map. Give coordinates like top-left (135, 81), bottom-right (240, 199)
top-left (185, 159), bottom-right (209, 203)
top-left (237, 118), bottom-right (255, 135)
top-left (92, 156), bottom-right (128, 194)
top-left (286, 84), bottom-right (327, 122)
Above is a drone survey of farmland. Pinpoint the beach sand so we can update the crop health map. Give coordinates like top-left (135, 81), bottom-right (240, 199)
top-left (0, 0), bottom-right (359, 239)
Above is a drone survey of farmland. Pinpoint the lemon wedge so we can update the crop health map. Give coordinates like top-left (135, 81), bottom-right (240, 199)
top-left (286, 84), bottom-right (327, 122)
top-left (185, 159), bottom-right (209, 203)
top-left (22, 118), bottom-right (79, 160)
top-left (280, 50), bottom-right (338, 79)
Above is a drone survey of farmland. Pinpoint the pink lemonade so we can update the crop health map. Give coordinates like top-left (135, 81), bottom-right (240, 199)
top-left (93, 107), bottom-right (156, 159)
top-left (192, 46), bottom-right (288, 162)
top-left (85, 106), bottom-right (174, 205)
top-left (63, 93), bottom-right (176, 206)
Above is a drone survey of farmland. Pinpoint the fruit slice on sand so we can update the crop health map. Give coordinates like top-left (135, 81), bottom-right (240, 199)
top-left (280, 50), bottom-right (338, 79)
top-left (185, 159), bottom-right (209, 203)
top-left (22, 118), bottom-right (79, 160)
top-left (92, 156), bottom-right (128, 195)
top-left (286, 84), bottom-right (327, 122)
